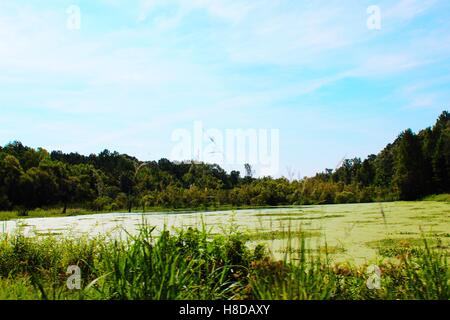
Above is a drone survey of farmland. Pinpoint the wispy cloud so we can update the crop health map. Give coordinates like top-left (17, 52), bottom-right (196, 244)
top-left (137, 0), bottom-right (253, 24)
top-left (384, 0), bottom-right (437, 22)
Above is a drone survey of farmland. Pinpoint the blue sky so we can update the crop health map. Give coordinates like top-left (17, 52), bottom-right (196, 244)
top-left (1, 0), bottom-right (450, 177)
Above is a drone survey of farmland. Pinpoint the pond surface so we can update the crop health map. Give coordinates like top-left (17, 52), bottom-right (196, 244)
top-left (1, 201), bottom-right (449, 264)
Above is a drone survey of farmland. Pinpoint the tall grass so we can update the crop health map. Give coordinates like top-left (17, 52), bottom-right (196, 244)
top-left (0, 224), bottom-right (449, 300)
top-left (88, 225), bottom-right (258, 300)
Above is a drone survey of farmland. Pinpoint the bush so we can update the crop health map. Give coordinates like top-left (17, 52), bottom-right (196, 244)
top-left (17, 207), bottom-right (29, 217)
top-left (335, 191), bottom-right (356, 204)
top-left (92, 196), bottom-right (113, 211)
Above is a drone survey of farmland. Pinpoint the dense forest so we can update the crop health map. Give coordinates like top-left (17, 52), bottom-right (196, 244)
top-left (0, 111), bottom-right (449, 213)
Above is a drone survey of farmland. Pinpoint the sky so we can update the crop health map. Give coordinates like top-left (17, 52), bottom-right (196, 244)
top-left (0, 0), bottom-right (450, 177)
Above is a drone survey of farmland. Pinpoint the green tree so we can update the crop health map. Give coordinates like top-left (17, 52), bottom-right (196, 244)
top-left (393, 129), bottom-right (426, 200)
top-left (433, 127), bottom-right (450, 192)
top-left (0, 155), bottom-right (24, 206)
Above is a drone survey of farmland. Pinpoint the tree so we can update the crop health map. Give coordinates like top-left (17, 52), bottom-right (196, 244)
top-left (229, 170), bottom-right (241, 188)
top-left (52, 162), bottom-right (78, 214)
top-left (244, 163), bottom-right (253, 178)
top-left (419, 127), bottom-right (438, 195)
top-left (393, 129), bottom-right (426, 200)
top-left (0, 155), bottom-right (23, 206)
top-left (120, 172), bottom-right (135, 213)
top-left (433, 127), bottom-right (450, 192)
top-left (70, 163), bottom-right (101, 205)
top-left (140, 194), bottom-right (154, 213)
top-left (358, 155), bottom-right (376, 186)
top-left (374, 144), bottom-right (395, 188)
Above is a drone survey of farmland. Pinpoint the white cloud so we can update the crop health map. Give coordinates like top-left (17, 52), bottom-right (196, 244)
top-left (398, 76), bottom-right (450, 110)
top-left (0, 2), bottom-right (226, 117)
top-left (351, 53), bottom-right (429, 77)
top-left (138, 0), bottom-right (253, 24)
top-left (384, 0), bottom-right (437, 22)
top-left (405, 94), bottom-right (438, 109)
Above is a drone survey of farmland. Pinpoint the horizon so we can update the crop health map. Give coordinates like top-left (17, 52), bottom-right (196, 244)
top-left (2, 109), bottom-right (447, 179)
top-left (1, 1), bottom-right (450, 177)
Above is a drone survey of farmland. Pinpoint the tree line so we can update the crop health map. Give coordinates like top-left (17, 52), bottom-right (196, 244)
top-left (0, 111), bottom-right (448, 213)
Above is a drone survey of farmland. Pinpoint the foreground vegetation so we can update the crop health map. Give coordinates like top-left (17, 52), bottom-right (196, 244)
top-left (0, 112), bottom-right (449, 214)
top-left (0, 224), bottom-right (449, 300)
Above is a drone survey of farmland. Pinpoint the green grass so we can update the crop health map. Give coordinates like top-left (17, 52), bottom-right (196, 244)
top-left (244, 230), bottom-right (322, 241)
top-left (423, 194), bottom-right (450, 202)
top-left (0, 208), bottom-right (99, 221)
top-left (0, 224), bottom-right (449, 300)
